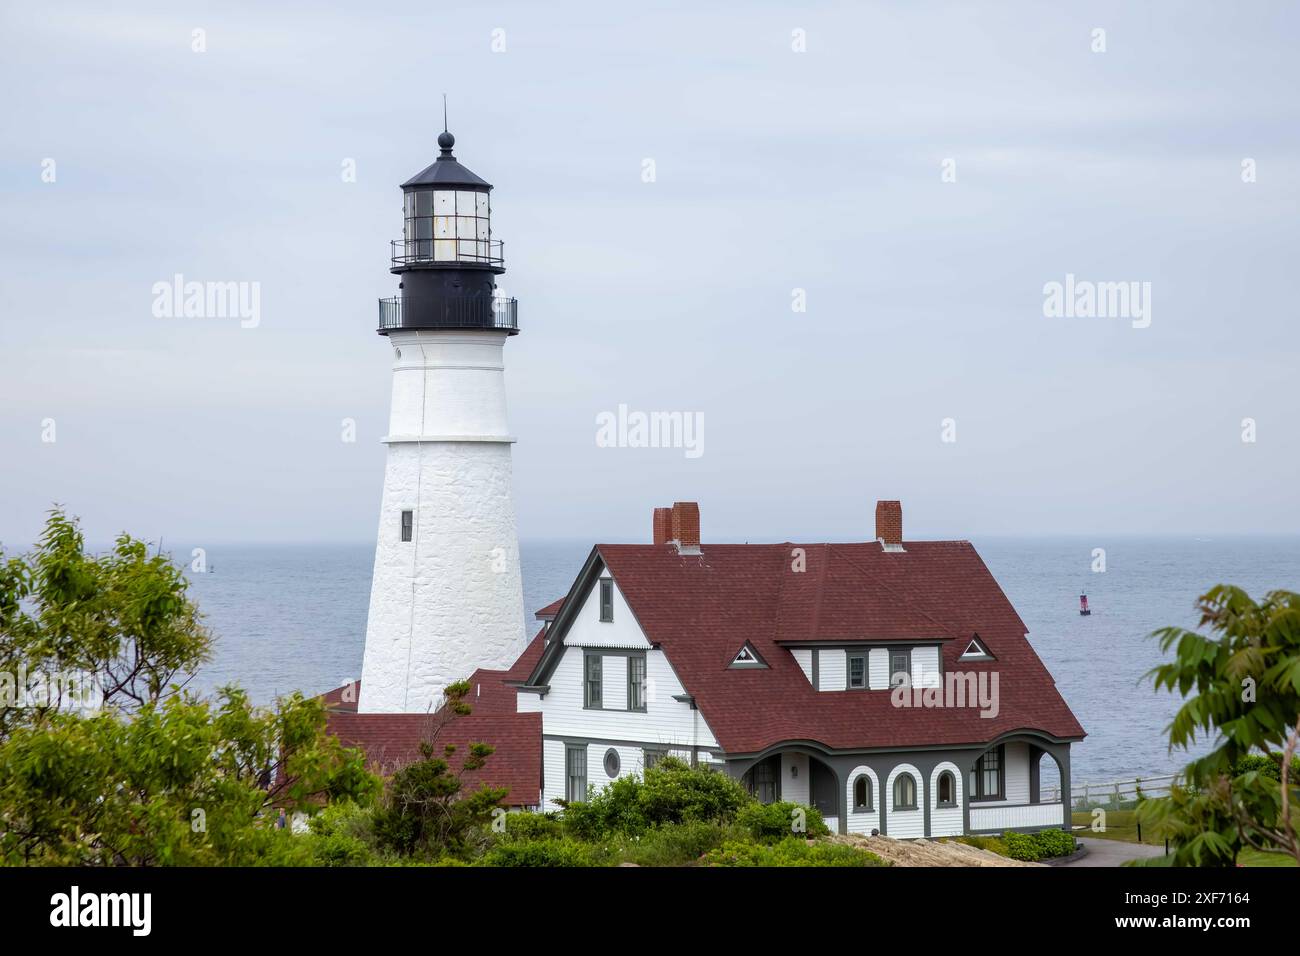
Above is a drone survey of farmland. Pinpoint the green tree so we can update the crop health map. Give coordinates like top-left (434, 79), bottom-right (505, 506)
top-left (1138, 586), bottom-right (1300, 866)
top-left (370, 680), bottom-right (509, 859)
top-left (0, 508), bottom-right (211, 737)
top-left (0, 688), bottom-right (379, 865)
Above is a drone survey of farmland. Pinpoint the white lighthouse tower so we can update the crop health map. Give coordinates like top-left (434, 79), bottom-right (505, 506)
top-left (357, 128), bottom-right (526, 714)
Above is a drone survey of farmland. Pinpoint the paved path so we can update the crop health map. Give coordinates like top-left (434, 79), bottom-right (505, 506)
top-left (1064, 836), bottom-right (1168, 867)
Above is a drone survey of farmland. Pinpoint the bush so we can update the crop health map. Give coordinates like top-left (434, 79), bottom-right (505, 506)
top-left (637, 757), bottom-right (751, 826)
top-left (1033, 828), bottom-right (1076, 858)
top-left (737, 801), bottom-right (830, 842)
top-left (703, 836), bottom-right (886, 867)
top-left (1002, 831), bottom-right (1041, 861)
top-left (307, 801), bottom-right (379, 867)
top-left (616, 821), bottom-right (738, 866)
top-left (481, 838), bottom-right (596, 867)
top-left (951, 834), bottom-right (1009, 856)
top-left (1233, 752), bottom-right (1300, 784)
top-left (497, 811), bottom-right (565, 843)
top-left (561, 757), bottom-right (752, 839)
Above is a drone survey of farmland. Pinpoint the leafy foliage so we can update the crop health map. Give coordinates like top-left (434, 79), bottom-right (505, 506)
top-left (0, 688), bottom-right (378, 866)
top-left (702, 836), bottom-right (885, 867)
top-left (736, 800), bottom-right (830, 842)
top-left (1138, 586), bottom-right (1300, 866)
top-left (369, 680), bottom-right (509, 859)
top-left (0, 508), bottom-right (211, 738)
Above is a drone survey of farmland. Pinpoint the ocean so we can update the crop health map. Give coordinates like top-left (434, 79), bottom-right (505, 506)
top-left (183, 536), bottom-right (1300, 787)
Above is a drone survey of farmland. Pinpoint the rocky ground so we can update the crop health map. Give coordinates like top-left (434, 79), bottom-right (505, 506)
top-left (832, 833), bottom-right (1043, 866)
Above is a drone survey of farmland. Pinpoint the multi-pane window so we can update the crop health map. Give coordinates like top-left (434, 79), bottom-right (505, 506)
top-left (748, 757), bottom-right (779, 805)
top-left (890, 649), bottom-right (912, 686)
top-left (643, 747), bottom-right (667, 770)
top-left (853, 776), bottom-right (873, 810)
top-left (974, 747), bottom-right (1003, 800)
top-left (402, 188), bottom-right (493, 264)
top-left (565, 745), bottom-right (587, 803)
top-left (599, 578), bottom-right (614, 622)
top-left (584, 654), bottom-right (602, 708)
top-left (400, 510), bottom-right (413, 542)
top-left (848, 653), bottom-right (867, 689)
top-left (628, 654), bottom-right (646, 711)
top-left (893, 773), bottom-right (917, 810)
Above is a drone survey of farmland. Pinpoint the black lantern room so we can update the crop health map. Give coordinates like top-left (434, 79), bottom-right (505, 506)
top-left (377, 130), bottom-right (518, 335)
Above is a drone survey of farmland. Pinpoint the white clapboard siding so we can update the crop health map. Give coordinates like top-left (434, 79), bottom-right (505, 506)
top-left (970, 802), bottom-right (1065, 831)
top-left (886, 763), bottom-right (925, 838)
top-left (542, 738), bottom-right (569, 810)
top-left (911, 645), bottom-right (942, 689)
top-left (818, 650), bottom-right (846, 691)
top-left (601, 654), bottom-right (628, 711)
top-left (929, 761), bottom-right (964, 837)
top-left (868, 648), bottom-right (889, 689)
top-left (587, 743), bottom-right (641, 791)
top-left (519, 645), bottom-right (718, 748)
top-left (845, 766), bottom-right (881, 836)
top-left (791, 648), bottom-right (813, 685)
top-left (781, 753), bottom-right (810, 805)
top-left (561, 571), bottom-right (651, 648)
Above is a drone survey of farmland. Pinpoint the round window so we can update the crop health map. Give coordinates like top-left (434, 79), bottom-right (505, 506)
top-left (603, 748), bottom-right (621, 778)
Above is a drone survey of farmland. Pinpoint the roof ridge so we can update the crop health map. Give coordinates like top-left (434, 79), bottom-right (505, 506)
top-left (826, 543), bottom-right (959, 639)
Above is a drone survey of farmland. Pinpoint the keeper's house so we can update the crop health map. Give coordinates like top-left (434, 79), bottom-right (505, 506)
top-left (329, 500), bottom-right (1085, 837)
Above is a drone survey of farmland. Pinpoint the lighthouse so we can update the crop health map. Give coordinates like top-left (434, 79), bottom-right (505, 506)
top-left (357, 128), bottom-right (526, 714)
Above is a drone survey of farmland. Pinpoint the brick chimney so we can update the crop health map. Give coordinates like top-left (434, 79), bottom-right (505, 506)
top-left (875, 500), bottom-right (903, 549)
top-left (652, 507), bottom-right (673, 546)
top-left (650, 502), bottom-right (701, 552)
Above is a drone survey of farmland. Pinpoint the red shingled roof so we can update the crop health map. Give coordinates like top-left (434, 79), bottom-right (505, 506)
top-left (535, 598), bottom-right (565, 621)
top-left (326, 711), bottom-right (542, 807)
top-left (591, 540), bottom-right (1084, 755)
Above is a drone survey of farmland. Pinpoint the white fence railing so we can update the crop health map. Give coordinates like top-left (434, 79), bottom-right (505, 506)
top-left (1040, 773), bottom-right (1183, 808)
top-left (970, 802), bottom-right (1066, 831)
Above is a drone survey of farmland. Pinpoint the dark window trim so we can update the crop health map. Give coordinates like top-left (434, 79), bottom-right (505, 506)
top-left (936, 770), bottom-right (957, 808)
top-left (888, 647), bottom-right (913, 687)
top-left (847, 652), bottom-right (867, 689)
top-left (603, 748), bottom-right (621, 778)
top-left (893, 772), bottom-right (918, 810)
top-left (399, 510), bottom-right (414, 542)
top-left (598, 578), bottom-right (614, 622)
top-left (583, 652), bottom-right (602, 709)
top-left (642, 746), bottom-right (668, 771)
top-left (564, 744), bottom-right (587, 803)
top-left (626, 653), bottom-right (647, 713)
top-left (853, 774), bottom-right (874, 811)
top-left (971, 745), bottom-right (1006, 802)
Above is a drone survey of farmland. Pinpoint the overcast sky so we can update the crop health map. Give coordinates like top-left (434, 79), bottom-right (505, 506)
top-left (2, 1), bottom-right (1297, 548)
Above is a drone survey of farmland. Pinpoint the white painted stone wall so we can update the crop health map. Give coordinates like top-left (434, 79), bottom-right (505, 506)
top-left (358, 330), bottom-right (526, 714)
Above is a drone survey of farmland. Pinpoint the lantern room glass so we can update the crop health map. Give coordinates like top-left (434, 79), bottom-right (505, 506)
top-left (403, 189), bottom-right (492, 263)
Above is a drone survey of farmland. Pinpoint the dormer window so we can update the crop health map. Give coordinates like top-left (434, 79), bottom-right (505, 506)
top-left (848, 653), bottom-right (867, 688)
top-left (599, 578), bottom-right (614, 622)
top-left (728, 642), bottom-right (768, 669)
top-left (959, 635), bottom-right (994, 661)
top-left (889, 649), bottom-right (912, 686)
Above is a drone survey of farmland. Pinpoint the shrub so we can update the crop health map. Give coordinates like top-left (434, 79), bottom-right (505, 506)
top-left (951, 834), bottom-right (1008, 856)
top-left (497, 811), bottom-right (565, 842)
top-left (307, 801), bottom-right (379, 867)
top-left (1033, 828), bottom-right (1076, 858)
top-left (1002, 831), bottom-right (1042, 862)
top-left (703, 836), bottom-right (885, 867)
top-left (736, 801), bottom-right (829, 842)
top-left (481, 838), bottom-right (596, 867)
top-left (560, 757), bottom-right (752, 839)
top-left (637, 757), bottom-right (751, 826)
top-left (616, 821), bottom-right (738, 866)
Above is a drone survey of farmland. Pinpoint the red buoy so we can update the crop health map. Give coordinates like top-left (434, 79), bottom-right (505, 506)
top-left (1079, 594), bottom-right (1091, 616)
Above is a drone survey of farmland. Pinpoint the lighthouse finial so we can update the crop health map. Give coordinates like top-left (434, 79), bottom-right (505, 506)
top-left (437, 95), bottom-right (455, 152)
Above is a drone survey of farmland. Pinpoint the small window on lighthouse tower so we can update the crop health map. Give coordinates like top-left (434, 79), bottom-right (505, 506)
top-left (400, 510), bottom-right (413, 542)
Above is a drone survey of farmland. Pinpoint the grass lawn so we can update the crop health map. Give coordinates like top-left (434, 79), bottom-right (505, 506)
top-left (1071, 812), bottom-right (1297, 866)
top-left (1071, 810), bottom-right (1162, 845)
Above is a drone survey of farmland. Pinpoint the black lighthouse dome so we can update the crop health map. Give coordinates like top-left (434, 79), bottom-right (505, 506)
top-left (378, 130), bottom-right (517, 335)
